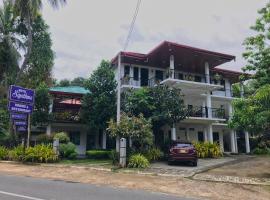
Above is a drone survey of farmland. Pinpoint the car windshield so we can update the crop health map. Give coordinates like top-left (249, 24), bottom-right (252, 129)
top-left (173, 143), bottom-right (192, 148)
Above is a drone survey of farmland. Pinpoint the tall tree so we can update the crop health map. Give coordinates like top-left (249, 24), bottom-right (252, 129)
top-left (81, 60), bottom-right (117, 132)
top-left (10, 0), bottom-right (66, 83)
top-left (242, 2), bottom-right (270, 88)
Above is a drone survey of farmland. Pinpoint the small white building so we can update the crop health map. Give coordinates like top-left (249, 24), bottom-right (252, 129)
top-left (111, 41), bottom-right (250, 154)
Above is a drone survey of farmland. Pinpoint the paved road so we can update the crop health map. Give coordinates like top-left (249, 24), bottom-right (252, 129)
top-left (0, 174), bottom-right (195, 200)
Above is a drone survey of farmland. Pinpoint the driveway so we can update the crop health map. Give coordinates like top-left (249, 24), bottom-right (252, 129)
top-left (0, 174), bottom-right (194, 200)
top-left (148, 157), bottom-right (236, 177)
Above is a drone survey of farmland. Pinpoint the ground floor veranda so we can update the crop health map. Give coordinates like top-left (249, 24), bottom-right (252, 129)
top-left (42, 120), bottom-right (251, 156)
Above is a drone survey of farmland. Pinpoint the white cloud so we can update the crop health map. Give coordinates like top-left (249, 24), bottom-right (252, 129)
top-left (40, 0), bottom-right (268, 79)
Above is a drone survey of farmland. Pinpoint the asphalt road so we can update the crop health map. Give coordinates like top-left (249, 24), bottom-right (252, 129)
top-left (0, 174), bottom-right (196, 200)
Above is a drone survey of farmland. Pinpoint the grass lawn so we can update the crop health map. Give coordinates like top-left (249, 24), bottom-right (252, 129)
top-left (58, 158), bottom-right (112, 166)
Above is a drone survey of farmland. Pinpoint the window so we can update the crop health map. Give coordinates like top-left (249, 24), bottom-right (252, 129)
top-left (69, 132), bottom-right (80, 145)
top-left (134, 67), bottom-right (139, 81)
top-left (124, 65), bottom-right (130, 77)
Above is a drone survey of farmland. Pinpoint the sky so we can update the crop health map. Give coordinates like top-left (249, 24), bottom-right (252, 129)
top-left (39, 0), bottom-right (268, 80)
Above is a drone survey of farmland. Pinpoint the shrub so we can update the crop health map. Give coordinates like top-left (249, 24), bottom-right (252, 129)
top-left (144, 147), bottom-right (163, 162)
top-left (109, 150), bottom-right (119, 165)
top-left (53, 132), bottom-right (70, 144)
top-left (193, 142), bottom-right (222, 158)
top-left (0, 146), bottom-right (8, 160)
top-left (128, 154), bottom-right (150, 168)
top-left (8, 145), bottom-right (24, 161)
top-left (86, 150), bottom-right (111, 159)
top-left (59, 142), bottom-right (77, 159)
top-left (36, 134), bottom-right (54, 144)
top-left (252, 147), bottom-right (270, 155)
top-left (24, 144), bottom-right (58, 163)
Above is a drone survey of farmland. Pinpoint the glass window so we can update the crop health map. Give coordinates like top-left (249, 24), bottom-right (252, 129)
top-left (124, 65), bottom-right (130, 77)
top-left (69, 132), bottom-right (80, 145)
top-left (155, 70), bottom-right (164, 81)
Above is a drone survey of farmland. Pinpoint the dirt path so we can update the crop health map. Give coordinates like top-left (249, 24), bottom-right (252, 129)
top-left (0, 162), bottom-right (269, 200)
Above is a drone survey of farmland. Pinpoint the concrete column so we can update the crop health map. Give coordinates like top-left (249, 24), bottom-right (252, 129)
top-left (205, 62), bottom-right (210, 83)
top-left (169, 55), bottom-right (174, 78)
top-left (46, 124), bottom-right (52, 136)
top-left (206, 91), bottom-right (212, 118)
top-left (116, 136), bottom-right (120, 152)
top-left (219, 132), bottom-right (224, 152)
top-left (228, 102), bottom-right (233, 120)
top-left (171, 123), bottom-right (176, 141)
top-left (207, 124), bottom-right (213, 143)
top-left (129, 137), bottom-right (132, 148)
top-left (230, 130), bottom-right (236, 153)
top-left (202, 101), bottom-right (206, 117)
top-left (203, 127), bottom-right (208, 141)
top-left (102, 131), bottom-right (106, 149)
top-left (245, 131), bottom-right (250, 153)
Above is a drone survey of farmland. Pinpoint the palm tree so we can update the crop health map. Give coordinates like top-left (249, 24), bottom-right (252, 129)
top-left (10, 0), bottom-right (66, 83)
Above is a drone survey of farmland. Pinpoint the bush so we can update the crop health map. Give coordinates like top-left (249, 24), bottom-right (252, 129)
top-left (252, 147), bottom-right (270, 155)
top-left (53, 132), bottom-right (70, 144)
top-left (86, 150), bottom-right (111, 159)
top-left (8, 145), bottom-right (24, 161)
top-left (193, 142), bottom-right (222, 158)
top-left (144, 147), bottom-right (163, 162)
top-left (0, 146), bottom-right (8, 160)
top-left (36, 134), bottom-right (54, 144)
top-left (24, 144), bottom-right (58, 163)
top-left (59, 142), bottom-right (77, 159)
top-left (109, 150), bottom-right (119, 165)
top-left (128, 154), bottom-right (150, 168)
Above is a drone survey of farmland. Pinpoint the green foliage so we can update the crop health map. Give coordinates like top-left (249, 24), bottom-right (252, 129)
top-left (109, 150), bottom-right (119, 165)
top-left (59, 142), bottom-right (77, 159)
top-left (24, 144), bottom-right (58, 163)
top-left (252, 147), bottom-right (270, 155)
top-left (242, 2), bottom-right (270, 87)
top-left (86, 150), bottom-right (111, 159)
top-left (107, 113), bottom-right (153, 151)
top-left (128, 154), bottom-right (150, 168)
top-left (81, 60), bottom-right (117, 132)
top-left (144, 147), bottom-right (163, 162)
top-left (193, 142), bottom-right (222, 158)
top-left (70, 77), bottom-right (86, 87)
top-left (229, 85), bottom-right (270, 135)
top-left (0, 146), bottom-right (8, 160)
top-left (0, 99), bottom-right (9, 137)
top-left (31, 83), bottom-right (51, 126)
top-left (8, 145), bottom-right (24, 161)
top-left (122, 85), bottom-right (188, 129)
top-left (53, 132), bottom-right (70, 144)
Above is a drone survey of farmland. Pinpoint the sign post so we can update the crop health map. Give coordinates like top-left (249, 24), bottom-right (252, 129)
top-left (8, 85), bottom-right (35, 148)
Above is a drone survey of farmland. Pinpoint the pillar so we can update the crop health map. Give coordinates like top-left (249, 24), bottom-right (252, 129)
top-left (228, 102), bottom-right (233, 120)
top-left (203, 127), bottom-right (208, 141)
top-left (245, 131), bottom-right (250, 153)
top-left (46, 124), bottom-right (52, 136)
top-left (205, 62), bottom-right (210, 83)
top-left (129, 137), bottom-right (132, 148)
top-left (202, 101), bottom-right (206, 117)
top-left (207, 124), bottom-right (213, 143)
top-left (206, 91), bottom-right (212, 118)
top-left (230, 130), bottom-right (236, 153)
top-left (102, 131), bottom-right (106, 149)
top-left (171, 123), bottom-right (176, 141)
top-left (219, 132), bottom-right (224, 152)
top-left (169, 55), bottom-right (174, 78)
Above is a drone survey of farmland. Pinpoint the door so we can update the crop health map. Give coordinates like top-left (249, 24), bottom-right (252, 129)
top-left (140, 68), bottom-right (149, 86)
top-left (155, 70), bottom-right (164, 81)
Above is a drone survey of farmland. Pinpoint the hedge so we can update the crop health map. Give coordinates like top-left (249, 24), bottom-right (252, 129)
top-left (86, 150), bottom-right (111, 159)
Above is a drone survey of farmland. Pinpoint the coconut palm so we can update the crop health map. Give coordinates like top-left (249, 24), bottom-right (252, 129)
top-left (10, 0), bottom-right (66, 83)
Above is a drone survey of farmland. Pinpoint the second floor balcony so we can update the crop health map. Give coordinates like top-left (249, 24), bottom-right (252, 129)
top-left (187, 106), bottom-right (228, 121)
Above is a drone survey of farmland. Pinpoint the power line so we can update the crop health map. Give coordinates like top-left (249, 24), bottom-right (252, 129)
top-left (123, 0), bottom-right (142, 51)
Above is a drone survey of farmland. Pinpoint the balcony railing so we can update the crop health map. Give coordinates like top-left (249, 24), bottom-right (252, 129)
top-left (51, 110), bottom-right (81, 123)
top-left (165, 69), bottom-right (209, 83)
top-left (187, 106), bottom-right (227, 120)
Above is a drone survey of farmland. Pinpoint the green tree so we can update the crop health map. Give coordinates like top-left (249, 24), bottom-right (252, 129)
top-left (81, 60), bottom-right (117, 132)
top-left (242, 2), bottom-right (270, 88)
top-left (11, 0), bottom-right (66, 83)
top-left (70, 77), bottom-right (86, 87)
top-left (57, 79), bottom-right (70, 87)
top-left (31, 82), bottom-right (51, 126)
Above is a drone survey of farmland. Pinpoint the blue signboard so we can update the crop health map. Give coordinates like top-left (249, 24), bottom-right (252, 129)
top-left (14, 121), bottom-right (27, 126)
top-left (16, 126), bottom-right (27, 132)
top-left (9, 85), bottom-right (35, 104)
top-left (8, 101), bottom-right (33, 114)
top-left (11, 113), bottom-right (28, 120)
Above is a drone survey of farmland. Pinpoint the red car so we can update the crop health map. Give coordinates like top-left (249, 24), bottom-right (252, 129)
top-left (168, 141), bottom-right (198, 166)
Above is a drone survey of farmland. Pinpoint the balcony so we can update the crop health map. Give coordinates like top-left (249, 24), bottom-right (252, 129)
top-left (160, 69), bottom-right (224, 91)
top-left (186, 106), bottom-right (227, 121)
top-left (51, 109), bottom-right (81, 123)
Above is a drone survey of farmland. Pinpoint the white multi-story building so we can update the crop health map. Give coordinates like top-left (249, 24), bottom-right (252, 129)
top-left (111, 41), bottom-right (250, 154)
